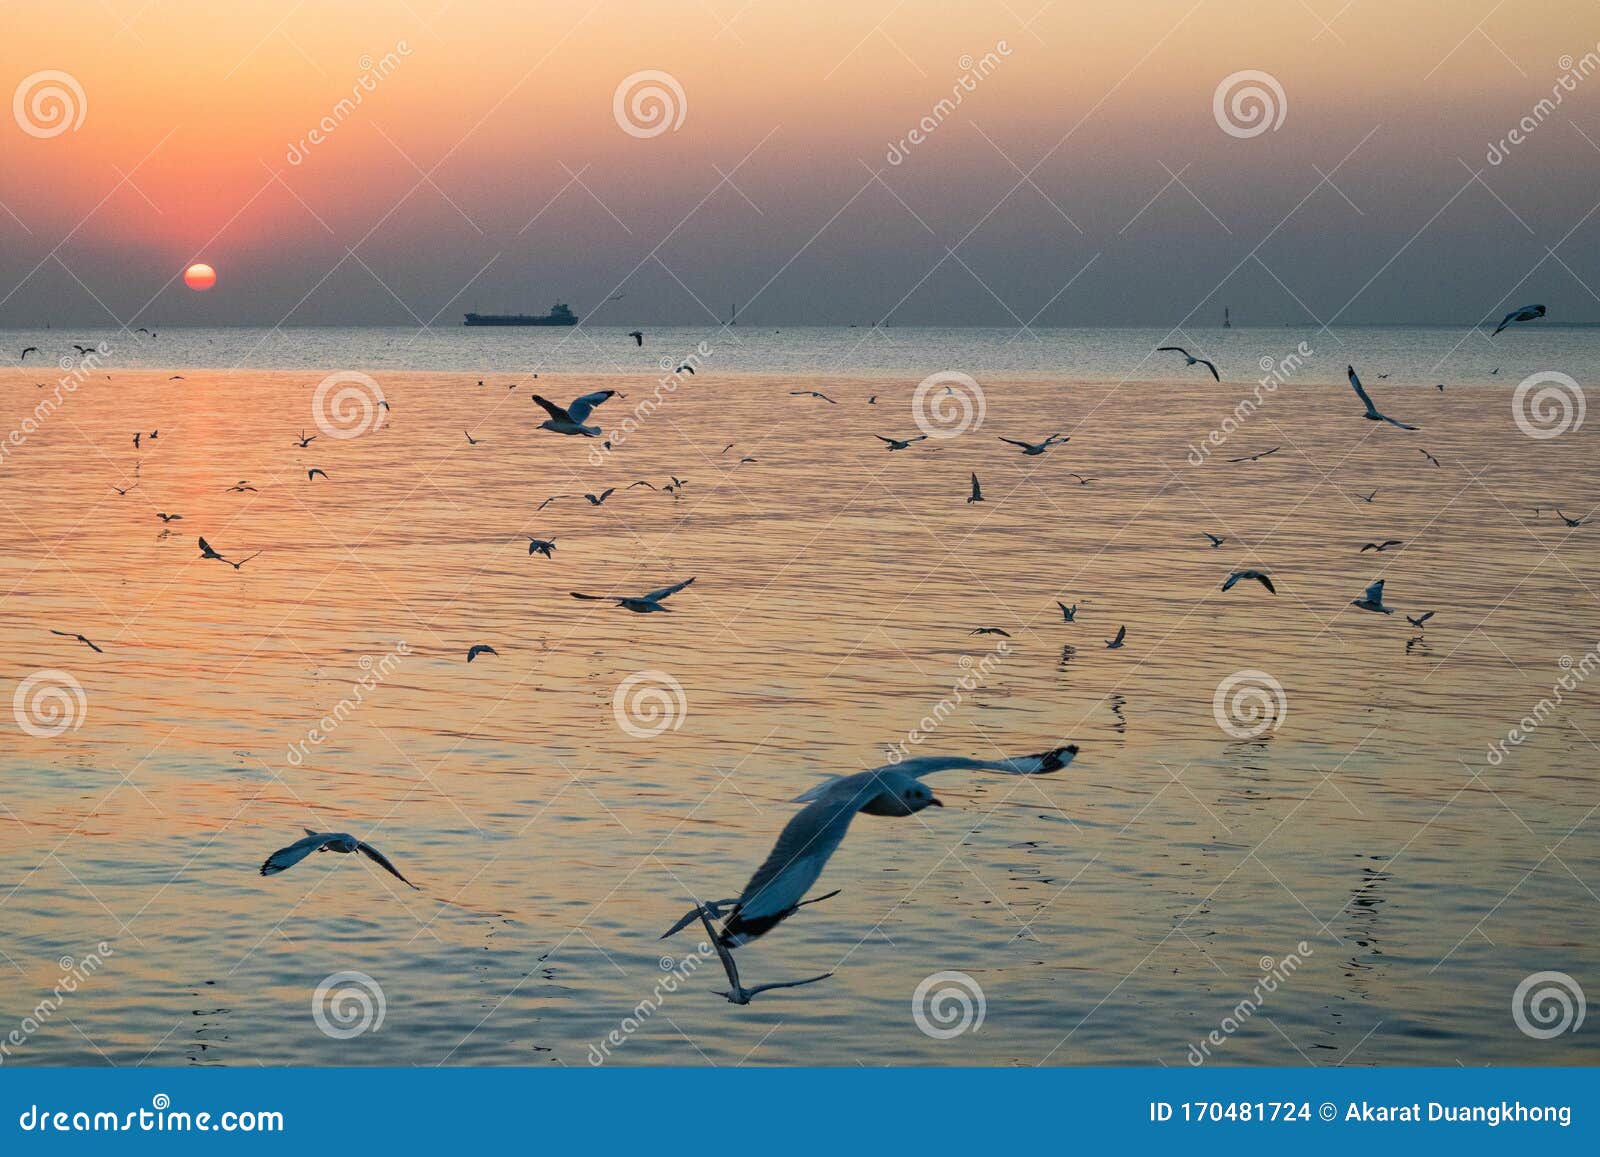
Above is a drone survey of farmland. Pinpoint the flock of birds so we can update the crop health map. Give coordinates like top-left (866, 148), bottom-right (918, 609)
top-left (17, 301), bottom-right (1574, 1006)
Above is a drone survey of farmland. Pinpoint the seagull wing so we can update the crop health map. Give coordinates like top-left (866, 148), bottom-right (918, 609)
top-left (998, 437), bottom-right (1030, 449)
top-left (642, 576), bottom-right (695, 602)
top-left (565, 389), bottom-right (616, 425)
top-left (1156, 346), bottom-right (1189, 356)
top-left (260, 833), bottom-right (331, 876)
top-left (720, 786), bottom-right (865, 945)
top-left (1198, 358), bottom-right (1220, 381)
top-left (570, 591), bottom-right (614, 601)
top-left (530, 394), bottom-right (570, 421)
top-left (1363, 580), bottom-right (1385, 603)
top-left (1256, 573), bottom-right (1276, 593)
top-left (1347, 366), bottom-right (1382, 418)
top-left (1381, 413), bottom-right (1419, 430)
top-left (1221, 572), bottom-right (1241, 591)
top-left (357, 841), bottom-right (419, 888)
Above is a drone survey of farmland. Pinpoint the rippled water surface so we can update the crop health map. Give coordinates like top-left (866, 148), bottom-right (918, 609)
top-left (1, 345), bottom-right (1597, 1066)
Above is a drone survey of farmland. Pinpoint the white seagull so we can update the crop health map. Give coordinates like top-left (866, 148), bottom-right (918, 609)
top-left (1156, 346), bottom-right (1220, 381)
top-left (716, 746), bottom-right (1078, 947)
top-left (259, 829), bottom-right (419, 888)
top-left (1351, 579), bottom-right (1394, 614)
top-left (1492, 303), bottom-right (1545, 335)
top-left (531, 389), bottom-right (617, 436)
top-left (570, 576), bottom-right (695, 613)
top-left (1347, 366), bottom-right (1418, 429)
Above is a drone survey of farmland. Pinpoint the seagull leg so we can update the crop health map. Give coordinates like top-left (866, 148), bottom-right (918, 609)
top-left (695, 901), bottom-right (834, 1005)
top-left (660, 897), bottom-right (739, 939)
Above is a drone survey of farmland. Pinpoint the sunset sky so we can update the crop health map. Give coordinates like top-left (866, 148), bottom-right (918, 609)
top-left (2, 0), bottom-right (1597, 326)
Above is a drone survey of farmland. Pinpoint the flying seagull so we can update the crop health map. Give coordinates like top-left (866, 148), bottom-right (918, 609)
top-left (197, 537), bottom-right (261, 570)
top-left (676, 364), bottom-right (695, 374)
top-left (466, 644), bottom-right (498, 662)
top-left (628, 330), bottom-right (643, 346)
top-left (1417, 448), bottom-right (1441, 467)
top-left (531, 389), bottom-right (617, 436)
top-left (295, 430), bottom-right (316, 447)
top-left (528, 537), bottom-right (556, 557)
top-left (998, 433), bottom-right (1067, 456)
top-left (1106, 625), bottom-right (1126, 649)
top-left (156, 512), bottom-right (182, 522)
top-left (1222, 569), bottom-right (1276, 594)
top-left (1056, 601), bottom-right (1076, 622)
top-left (307, 468), bottom-right (328, 481)
top-left (627, 480), bottom-right (658, 490)
top-left (20, 346), bottom-right (38, 361)
top-left (583, 489), bottom-right (616, 506)
top-left (464, 430), bottom-right (480, 445)
top-left (133, 432), bottom-right (141, 449)
top-left (50, 629), bottom-right (103, 654)
top-left (967, 473), bottom-right (984, 503)
top-left (1360, 540), bottom-right (1403, 552)
top-left (111, 483), bottom-right (138, 496)
top-left (1347, 366), bottom-right (1418, 429)
top-left (1227, 447), bottom-right (1279, 463)
top-left (1492, 303), bottom-right (1545, 335)
top-left (225, 481), bottom-right (258, 492)
top-left (1067, 473), bottom-right (1094, 485)
top-left (969, 627), bottom-right (1011, 637)
top-left (1202, 532), bottom-right (1224, 548)
top-left (1358, 489), bottom-right (1378, 503)
top-left (260, 829), bottom-right (418, 889)
top-left (570, 576), bottom-right (695, 614)
top-left (72, 344), bottom-right (92, 356)
top-left (1352, 579), bottom-right (1394, 614)
top-left (713, 746), bottom-right (1078, 949)
top-left (1156, 346), bottom-right (1220, 381)
top-left (1557, 509), bottom-right (1586, 527)
top-left (789, 390), bottom-right (837, 404)
top-left (1406, 611), bottom-right (1435, 630)
top-left (875, 434), bottom-right (928, 451)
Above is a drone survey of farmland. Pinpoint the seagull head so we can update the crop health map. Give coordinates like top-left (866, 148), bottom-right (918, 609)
top-left (864, 773), bottom-right (943, 816)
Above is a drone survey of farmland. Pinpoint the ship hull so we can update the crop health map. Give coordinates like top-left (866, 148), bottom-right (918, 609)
top-left (464, 314), bottom-right (579, 327)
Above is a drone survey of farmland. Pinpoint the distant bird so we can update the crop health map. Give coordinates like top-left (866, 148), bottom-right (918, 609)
top-left (570, 577), bottom-right (695, 614)
top-left (1227, 447), bottom-right (1279, 463)
top-left (307, 468), bottom-right (328, 481)
top-left (136, 327), bottom-right (152, 336)
top-left (1406, 611), bottom-right (1436, 630)
top-left (1056, 601), bottom-right (1076, 622)
top-left (1202, 532), bottom-right (1224, 548)
top-left (528, 538), bottom-right (556, 558)
top-left (1106, 625), bottom-right (1126, 649)
top-left (627, 480), bottom-right (658, 490)
top-left (1360, 540), bottom-right (1403, 552)
top-left (999, 433), bottom-right (1067, 456)
top-left (1557, 509), bottom-right (1586, 527)
top-left (198, 537), bottom-right (261, 570)
top-left (1358, 489), bottom-right (1378, 503)
top-left (676, 364), bottom-right (695, 374)
top-left (1351, 579), bottom-right (1393, 614)
top-left (464, 430), bottom-right (480, 445)
top-left (714, 746), bottom-right (1078, 948)
top-left (583, 489), bottom-right (616, 506)
top-left (1377, 373), bottom-right (1390, 379)
top-left (149, 430), bottom-right (158, 440)
top-left (466, 645), bottom-right (498, 662)
top-left (260, 829), bottom-right (418, 889)
top-left (1156, 346), bottom-right (1220, 380)
top-left (225, 481), bottom-right (258, 492)
top-left (969, 627), bottom-right (1011, 637)
top-left (875, 434), bottom-right (927, 451)
top-left (1436, 383), bottom-right (1446, 392)
top-left (531, 389), bottom-right (617, 436)
top-left (739, 457), bottom-right (757, 464)
top-left (967, 473), bottom-right (984, 503)
top-left (1067, 473), bottom-right (1094, 485)
top-left (377, 400), bottom-right (390, 412)
top-left (721, 443), bottom-right (736, 454)
top-left (1222, 569), bottom-right (1276, 594)
top-left (295, 431), bottom-right (316, 447)
top-left (1492, 303), bottom-right (1545, 335)
top-left (50, 629), bottom-right (103, 654)
top-left (867, 395), bottom-right (878, 405)
top-left (789, 390), bottom-right (837, 403)
top-left (20, 346), bottom-right (38, 361)
top-left (169, 375), bottom-right (184, 381)
top-left (1347, 366), bottom-right (1418, 429)
top-left (132, 432), bottom-right (141, 449)
top-left (111, 483), bottom-right (138, 496)
top-left (628, 330), bottom-right (643, 346)
top-left (72, 344), bottom-right (92, 355)
top-left (1417, 448), bottom-right (1441, 467)
top-left (155, 512), bottom-right (182, 522)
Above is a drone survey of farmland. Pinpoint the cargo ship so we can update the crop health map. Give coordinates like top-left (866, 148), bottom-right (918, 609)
top-left (463, 302), bottom-right (578, 326)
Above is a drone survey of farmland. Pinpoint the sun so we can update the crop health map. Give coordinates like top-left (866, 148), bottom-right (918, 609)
top-left (184, 263), bottom-right (217, 291)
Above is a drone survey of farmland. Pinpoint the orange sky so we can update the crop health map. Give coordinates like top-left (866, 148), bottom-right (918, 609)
top-left (3, 0), bottom-right (1598, 324)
